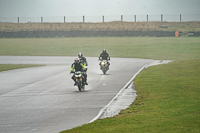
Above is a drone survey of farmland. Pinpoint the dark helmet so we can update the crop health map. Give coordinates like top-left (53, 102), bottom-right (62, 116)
top-left (103, 49), bottom-right (106, 53)
top-left (78, 53), bottom-right (83, 58)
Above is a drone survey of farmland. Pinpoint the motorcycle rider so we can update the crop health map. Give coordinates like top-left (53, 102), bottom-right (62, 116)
top-left (70, 57), bottom-right (88, 86)
top-left (99, 49), bottom-right (110, 69)
top-left (78, 53), bottom-right (88, 66)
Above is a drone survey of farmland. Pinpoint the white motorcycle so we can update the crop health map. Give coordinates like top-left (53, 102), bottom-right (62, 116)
top-left (100, 60), bottom-right (109, 74)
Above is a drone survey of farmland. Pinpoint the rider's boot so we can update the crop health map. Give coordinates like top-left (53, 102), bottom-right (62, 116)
top-left (100, 65), bottom-right (102, 70)
top-left (107, 65), bottom-right (109, 70)
top-left (73, 79), bottom-right (76, 86)
top-left (99, 62), bottom-right (102, 69)
top-left (82, 82), bottom-right (85, 86)
top-left (84, 78), bottom-right (88, 85)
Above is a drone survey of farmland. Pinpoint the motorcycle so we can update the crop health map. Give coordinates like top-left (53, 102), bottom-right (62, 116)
top-left (71, 71), bottom-right (85, 92)
top-left (100, 60), bottom-right (109, 74)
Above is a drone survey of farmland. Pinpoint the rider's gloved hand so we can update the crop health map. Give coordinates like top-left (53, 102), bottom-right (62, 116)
top-left (70, 71), bottom-right (75, 74)
top-left (83, 68), bottom-right (87, 72)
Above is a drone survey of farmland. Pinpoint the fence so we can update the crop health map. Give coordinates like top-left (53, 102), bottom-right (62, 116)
top-left (1, 14), bottom-right (200, 23)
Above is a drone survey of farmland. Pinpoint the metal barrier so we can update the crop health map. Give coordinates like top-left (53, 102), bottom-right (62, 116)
top-left (0, 30), bottom-right (189, 38)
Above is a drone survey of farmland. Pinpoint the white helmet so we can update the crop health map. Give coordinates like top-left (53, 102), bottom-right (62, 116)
top-left (74, 57), bottom-right (80, 63)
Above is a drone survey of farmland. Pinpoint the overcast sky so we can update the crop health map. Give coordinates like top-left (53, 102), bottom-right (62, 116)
top-left (0, 0), bottom-right (200, 22)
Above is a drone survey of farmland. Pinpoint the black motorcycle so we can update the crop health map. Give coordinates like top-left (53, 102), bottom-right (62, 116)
top-left (71, 71), bottom-right (85, 92)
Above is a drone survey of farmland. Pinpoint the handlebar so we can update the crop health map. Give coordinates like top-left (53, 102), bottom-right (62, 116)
top-left (99, 58), bottom-right (110, 61)
top-left (99, 59), bottom-right (110, 61)
top-left (70, 70), bottom-right (86, 74)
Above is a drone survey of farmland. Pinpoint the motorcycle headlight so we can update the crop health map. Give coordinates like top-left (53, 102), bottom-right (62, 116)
top-left (101, 62), bottom-right (105, 65)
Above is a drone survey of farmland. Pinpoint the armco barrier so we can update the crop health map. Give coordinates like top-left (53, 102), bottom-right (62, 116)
top-left (0, 30), bottom-right (199, 38)
top-left (141, 31), bottom-right (148, 36)
top-left (49, 31), bottom-right (56, 37)
top-left (127, 31), bottom-right (133, 37)
top-left (57, 31), bottom-right (64, 37)
top-left (188, 32), bottom-right (200, 37)
top-left (195, 32), bottom-right (200, 36)
top-left (27, 31), bottom-right (34, 38)
top-left (155, 31), bottom-right (162, 37)
top-left (134, 31), bottom-right (141, 36)
top-left (20, 31), bottom-right (27, 38)
top-left (162, 31), bottom-right (169, 37)
top-left (169, 31), bottom-right (175, 37)
top-left (148, 31), bottom-right (155, 36)
top-left (13, 32), bottom-right (20, 38)
top-left (98, 31), bottom-right (105, 37)
top-left (41, 31), bottom-right (49, 38)
top-left (35, 31), bottom-right (43, 38)
top-left (85, 31), bottom-right (93, 37)
top-left (4, 32), bottom-right (12, 38)
top-left (0, 32), bottom-right (4, 38)
top-left (193, 32), bottom-right (200, 37)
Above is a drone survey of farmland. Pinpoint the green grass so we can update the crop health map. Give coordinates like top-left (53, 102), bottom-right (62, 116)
top-left (0, 37), bottom-right (200, 60)
top-left (0, 64), bottom-right (44, 72)
top-left (0, 37), bottom-right (200, 133)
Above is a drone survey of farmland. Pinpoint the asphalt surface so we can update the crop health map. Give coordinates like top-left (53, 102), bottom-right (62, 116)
top-left (0, 56), bottom-right (154, 133)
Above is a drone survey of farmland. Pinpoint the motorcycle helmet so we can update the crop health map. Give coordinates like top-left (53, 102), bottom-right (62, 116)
top-left (74, 57), bottom-right (80, 63)
top-left (78, 53), bottom-right (83, 58)
top-left (103, 49), bottom-right (106, 53)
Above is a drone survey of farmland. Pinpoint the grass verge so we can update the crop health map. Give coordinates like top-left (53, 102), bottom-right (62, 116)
top-left (0, 64), bottom-right (44, 72)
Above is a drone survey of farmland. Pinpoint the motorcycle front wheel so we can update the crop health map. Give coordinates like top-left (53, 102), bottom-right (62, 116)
top-left (77, 80), bottom-right (82, 91)
top-left (102, 67), bottom-right (107, 75)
